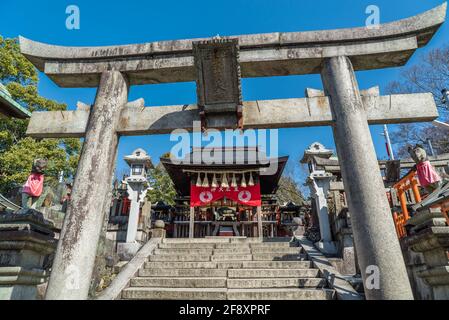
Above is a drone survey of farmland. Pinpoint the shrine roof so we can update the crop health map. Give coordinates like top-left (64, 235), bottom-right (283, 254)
top-left (0, 83), bottom-right (31, 119)
top-left (160, 147), bottom-right (288, 196)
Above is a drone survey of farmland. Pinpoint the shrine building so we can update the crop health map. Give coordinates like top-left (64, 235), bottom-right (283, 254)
top-left (157, 147), bottom-right (302, 239)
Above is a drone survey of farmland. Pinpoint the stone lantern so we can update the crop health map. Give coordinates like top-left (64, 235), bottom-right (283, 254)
top-left (301, 142), bottom-right (337, 254)
top-left (117, 148), bottom-right (153, 260)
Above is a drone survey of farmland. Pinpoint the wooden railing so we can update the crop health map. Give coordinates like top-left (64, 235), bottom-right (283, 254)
top-left (391, 170), bottom-right (449, 238)
top-left (392, 171), bottom-right (422, 239)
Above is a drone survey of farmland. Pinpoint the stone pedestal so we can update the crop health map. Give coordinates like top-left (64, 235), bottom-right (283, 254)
top-left (307, 172), bottom-right (337, 255)
top-left (337, 228), bottom-right (357, 275)
top-left (125, 181), bottom-right (148, 244)
top-left (404, 208), bottom-right (449, 300)
top-left (0, 210), bottom-right (57, 300)
top-left (150, 220), bottom-right (166, 239)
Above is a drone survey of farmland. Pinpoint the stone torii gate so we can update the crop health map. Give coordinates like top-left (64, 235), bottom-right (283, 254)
top-left (19, 3), bottom-right (446, 300)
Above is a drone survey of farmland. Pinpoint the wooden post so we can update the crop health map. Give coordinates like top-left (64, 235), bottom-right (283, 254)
top-left (410, 178), bottom-right (422, 204)
top-left (398, 189), bottom-right (410, 221)
top-left (174, 222), bottom-right (178, 238)
top-left (257, 206), bottom-right (263, 239)
top-left (189, 207), bottom-right (195, 239)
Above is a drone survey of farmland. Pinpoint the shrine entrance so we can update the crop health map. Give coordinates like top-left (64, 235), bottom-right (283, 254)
top-left (160, 147), bottom-right (288, 239)
top-left (187, 202), bottom-right (262, 238)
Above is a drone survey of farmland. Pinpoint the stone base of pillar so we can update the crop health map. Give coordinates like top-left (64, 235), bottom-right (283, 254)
top-left (337, 228), bottom-right (357, 275)
top-left (150, 220), bottom-right (166, 239)
top-left (404, 207), bottom-right (449, 300)
top-left (151, 228), bottom-right (166, 239)
top-left (0, 210), bottom-right (57, 300)
top-left (117, 242), bottom-right (142, 261)
top-left (315, 240), bottom-right (338, 255)
top-left (0, 268), bottom-right (47, 300)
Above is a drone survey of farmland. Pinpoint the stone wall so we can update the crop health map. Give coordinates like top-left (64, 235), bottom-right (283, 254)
top-left (0, 210), bottom-right (57, 300)
top-left (401, 242), bottom-right (433, 299)
top-left (401, 208), bottom-right (449, 300)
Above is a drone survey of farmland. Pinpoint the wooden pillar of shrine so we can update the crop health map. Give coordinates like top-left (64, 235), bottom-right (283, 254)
top-left (189, 207), bottom-right (195, 238)
top-left (257, 206), bottom-right (263, 239)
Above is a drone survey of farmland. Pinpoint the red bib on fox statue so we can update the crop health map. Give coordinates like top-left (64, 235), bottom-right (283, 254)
top-left (191, 184), bottom-right (261, 207)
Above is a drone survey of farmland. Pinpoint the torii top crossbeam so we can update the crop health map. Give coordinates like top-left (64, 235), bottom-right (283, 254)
top-left (19, 3), bottom-right (447, 88)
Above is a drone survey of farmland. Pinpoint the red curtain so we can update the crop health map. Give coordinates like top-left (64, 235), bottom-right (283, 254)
top-left (191, 184), bottom-right (261, 207)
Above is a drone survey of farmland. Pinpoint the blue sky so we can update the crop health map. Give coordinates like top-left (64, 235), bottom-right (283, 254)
top-left (1, 0), bottom-right (448, 189)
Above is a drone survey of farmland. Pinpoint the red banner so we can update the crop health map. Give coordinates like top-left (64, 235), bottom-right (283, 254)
top-left (191, 184), bottom-right (261, 207)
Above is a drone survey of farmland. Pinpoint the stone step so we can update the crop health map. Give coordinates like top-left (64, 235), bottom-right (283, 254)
top-left (227, 278), bottom-right (326, 289)
top-left (228, 269), bottom-right (320, 278)
top-left (154, 248), bottom-right (214, 255)
top-left (252, 253), bottom-right (307, 261)
top-left (163, 238), bottom-right (230, 244)
top-left (214, 243), bottom-right (251, 249)
top-left (152, 247), bottom-right (302, 255)
top-left (158, 243), bottom-right (216, 249)
top-left (242, 261), bottom-right (313, 269)
top-left (140, 268), bottom-right (227, 278)
top-left (205, 236), bottom-right (247, 239)
top-left (131, 277), bottom-right (227, 288)
top-left (250, 247), bottom-right (302, 254)
top-left (251, 242), bottom-right (299, 248)
top-left (211, 254), bottom-right (253, 261)
top-left (213, 248), bottom-right (252, 254)
top-left (145, 261), bottom-right (218, 269)
top-left (149, 255), bottom-right (211, 262)
top-left (145, 260), bottom-right (313, 269)
top-left (145, 261), bottom-right (247, 269)
top-left (216, 262), bottom-right (246, 269)
top-left (227, 288), bottom-right (334, 300)
top-left (229, 238), bottom-right (263, 243)
top-left (122, 287), bottom-right (227, 300)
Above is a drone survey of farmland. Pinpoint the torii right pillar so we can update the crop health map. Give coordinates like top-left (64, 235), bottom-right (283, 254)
top-left (321, 56), bottom-right (413, 300)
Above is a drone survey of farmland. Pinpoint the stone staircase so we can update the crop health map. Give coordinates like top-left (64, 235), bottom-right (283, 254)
top-left (121, 238), bottom-right (335, 300)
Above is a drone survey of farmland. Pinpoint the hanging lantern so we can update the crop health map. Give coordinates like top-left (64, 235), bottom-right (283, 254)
top-left (231, 173), bottom-right (237, 188)
top-left (221, 173), bottom-right (229, 188)
top-left (241, 173), bottom-right (247, 188)
top-left (196, 173), bottom-right (202, 187)
top-left (211, 174), bottom-right (218, 188)
top-left (202, 173), bottom-right (210, 188)
top-left (248, 172), bottom-right (255, 186)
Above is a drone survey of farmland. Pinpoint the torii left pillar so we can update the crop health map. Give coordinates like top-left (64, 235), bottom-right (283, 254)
top-left (46, 71), bottom-right (129, 300)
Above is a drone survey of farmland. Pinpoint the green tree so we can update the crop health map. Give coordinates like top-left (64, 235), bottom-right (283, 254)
top-left (0, 36), bottom-right (80, 193)
top-left (276, 175), bottom-right (305, 206)
top-left (146, 163), bottom-right (177, 205)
